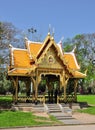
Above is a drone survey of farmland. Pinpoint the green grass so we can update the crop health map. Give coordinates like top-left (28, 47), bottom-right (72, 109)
top-left (0, 95), bottom-right (12, 109)
top-left (0, 110), bottom-right (61, 128)
top-left (0, 94), bottom-right (95, 128)
top-left (77, 106), bottom-right (95, 115)
top-left (76, 95), bottom-right (95, 115)
top-left (77, 95), bottom-right (95, 105)
top-left (0, 96), bottom-right (61, 128)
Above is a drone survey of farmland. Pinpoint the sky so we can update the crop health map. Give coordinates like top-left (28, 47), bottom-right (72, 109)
top-left (0, 0), bottom-right (95, 42)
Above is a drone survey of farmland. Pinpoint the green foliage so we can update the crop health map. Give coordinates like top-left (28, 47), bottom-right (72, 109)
top-left (66, 79), bottom-right (74, 94)
top-left (0, 71), bottom-right (12, 95)
top-left (63, 33), bottom-right (95, 94)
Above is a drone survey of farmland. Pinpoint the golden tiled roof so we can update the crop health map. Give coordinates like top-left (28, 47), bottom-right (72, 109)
top-left (64, 52), bottom-right (80, 70)
top-left (29, 43), bottom-right (42, 57)
top-left (8, 34), bottom-right (86, 78)
top-left (13, 49), bottom-right (31, 68)
top-left (25, 42), bottom-right (42, 57)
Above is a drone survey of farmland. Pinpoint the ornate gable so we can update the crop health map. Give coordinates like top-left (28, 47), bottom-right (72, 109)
top-left (37, 44), bottom-right (64, 69)
top-left (36, 34), bottom-right (66, 70)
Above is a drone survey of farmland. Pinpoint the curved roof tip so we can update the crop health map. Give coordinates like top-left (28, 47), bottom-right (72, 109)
top-left (9, 44), bottom-right (13, 48)
top-left (72, 45), bottom-right (76, 53)
top-left (24, 37), bottom-right (29, 42)
top-left (84, 69), bottom-right (88, 75)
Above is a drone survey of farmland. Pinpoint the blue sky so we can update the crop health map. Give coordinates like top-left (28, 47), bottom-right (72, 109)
top-left (0, 0), bottom-right (95, 42)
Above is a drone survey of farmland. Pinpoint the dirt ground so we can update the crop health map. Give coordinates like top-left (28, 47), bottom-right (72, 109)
top-left (72, 112), bottom-right (95, 124)
top-left (33, 112), bottom-right (49, 118)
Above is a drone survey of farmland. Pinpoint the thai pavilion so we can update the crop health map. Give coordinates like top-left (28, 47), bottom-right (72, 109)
top-left (7, 32), bottom-right (86, 104)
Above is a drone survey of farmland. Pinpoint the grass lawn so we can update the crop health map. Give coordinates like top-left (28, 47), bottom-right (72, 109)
top-left (0, 110), bottom-right (61, 128)
top-left (77, 106), bottom-right (95, 115)
top-left (77, 95), bottom-right (95, 105)
top-left (0, 95), bottom-right (62, 128)
top-left (0, 94), bottom-right (95, 128)
top-left (77, 95), bottom-right (95, 115)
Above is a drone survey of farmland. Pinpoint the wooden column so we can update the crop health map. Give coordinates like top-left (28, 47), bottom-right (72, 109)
top-left (74, 79), bottom-right (78, 102)
top-left (12, 77), bottom-right (18, 104)
top-left (64, 77), bottom-right (69, 102)
top-left (31, 76), bottom-right (36, 103)
top-left (34, 72), bottom-right (41, 104)
top-left (35, 86), bottom-right (38, 104)
top-left (64, 85), bottom-right (67, 102)
top-left (31, 76), bottom-right (38, 103)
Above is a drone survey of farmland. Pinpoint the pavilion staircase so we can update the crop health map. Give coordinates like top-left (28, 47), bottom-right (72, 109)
top-left (45, 103), bottom-right (81, 125)
top-left (45, 104), bottom-right (62, 113)
top-left (12, 103), bottom-right (81, 124)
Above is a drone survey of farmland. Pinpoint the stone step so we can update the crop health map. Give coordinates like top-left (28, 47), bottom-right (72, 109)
top-left (61, 103), bottom-right (70, 107)
top-left (12, 103), bottom-right (44, 112)
top-left (59, 119), bottom-right (82, 125)
top-left (13, 103), bottom-right (33, 107)
top-left (56, 116), bottom-right (75, 120)
top-left (49, 110), bottom-right (61, 113)
top-left (46, 104), bottom-right (61, 113)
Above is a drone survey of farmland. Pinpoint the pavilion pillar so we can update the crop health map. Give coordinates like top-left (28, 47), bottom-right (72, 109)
top-left (74, 79), bottom-right (78, 102)
top-left (35, 82), bottom-right (38, 104)
top-left (64, 85), bottom-right (67, 102)
top-left (64, 77), bottom-right (69, 102)
top-left (31, 76), bottom-right (38, 104)
top-left (12, 77), bottom-right (18, 104)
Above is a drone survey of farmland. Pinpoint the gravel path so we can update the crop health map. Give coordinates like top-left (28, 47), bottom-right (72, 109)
top-left (72, 112), bottom-right (95, 124)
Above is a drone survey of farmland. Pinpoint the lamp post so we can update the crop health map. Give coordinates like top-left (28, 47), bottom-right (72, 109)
top-left (28, 27), bottom-right (37, 41)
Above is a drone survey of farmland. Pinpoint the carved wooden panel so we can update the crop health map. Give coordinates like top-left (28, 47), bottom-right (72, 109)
top-left (38, 45), bottom-right (63, 69)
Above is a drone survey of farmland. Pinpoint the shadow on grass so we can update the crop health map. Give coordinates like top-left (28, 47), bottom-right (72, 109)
top-left (78, 102), bottom-right (91, 108)
top-left (0, 96), bottom-right (12, 109)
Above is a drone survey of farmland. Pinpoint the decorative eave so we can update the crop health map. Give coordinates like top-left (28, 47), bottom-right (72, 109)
top-left (9, 44), bottom-right (27, 67)
top-left (72, 70), bottom-right (86, 78)
top-left (37, 33), bottom-right (51, 59)
top-left (64, 52), bottom-right (80, 70)
top-left (25, 37), bottom-right (33, 59)
top-left (8, 65), bottom-right (37, 77)
top-left (25, 37), bottom-right (42, 61)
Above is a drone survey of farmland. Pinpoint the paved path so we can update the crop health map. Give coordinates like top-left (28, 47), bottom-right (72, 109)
top-left (2, 125), bottom-right (95, 130)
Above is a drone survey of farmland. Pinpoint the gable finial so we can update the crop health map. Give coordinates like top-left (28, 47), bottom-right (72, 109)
top-left (52, 28), bottom-right (55, 37)
top-left (61, 36), bottom-right (64, 42)
top-left (48, 24), bottom-right (51, 35)
top-left (51, 27), bottom-right (55, 40)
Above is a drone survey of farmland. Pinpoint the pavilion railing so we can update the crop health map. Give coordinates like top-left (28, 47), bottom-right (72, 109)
top-left (17, 94), bottom-right (77, 103)
top-left (58, 94), bottom-right (76, 103)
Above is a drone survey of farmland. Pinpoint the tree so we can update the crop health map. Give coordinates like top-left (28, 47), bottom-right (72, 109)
top-left (0, 21), bottom-right (23, 94)
top-left (63, 33), bottom-right (95, 94)
top-left (0, 71), bottom-right (12, 94)
top-left (0, 22), bottom-right (21, 48)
